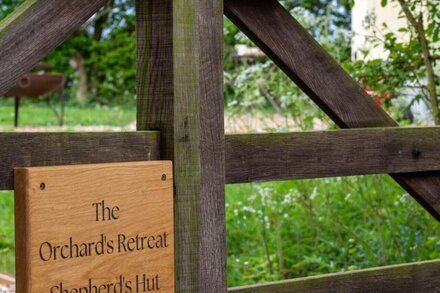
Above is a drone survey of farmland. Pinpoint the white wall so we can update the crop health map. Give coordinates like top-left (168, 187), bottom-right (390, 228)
top-left (352, 0), bottom-right (408, 61)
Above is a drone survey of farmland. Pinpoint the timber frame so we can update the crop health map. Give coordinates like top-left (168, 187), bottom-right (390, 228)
top-left (0, 0), bottom-right (439, 292)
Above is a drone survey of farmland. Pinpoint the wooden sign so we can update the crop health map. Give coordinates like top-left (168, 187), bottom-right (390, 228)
top-left (14, 161), bottom-right (174, 293)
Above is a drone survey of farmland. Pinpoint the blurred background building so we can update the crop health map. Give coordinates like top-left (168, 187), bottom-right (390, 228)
top-left (351, 0), bottom-right (431, 122)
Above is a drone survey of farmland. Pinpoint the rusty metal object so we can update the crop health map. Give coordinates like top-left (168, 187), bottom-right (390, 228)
top-left (3, 72), bottom-right (66, 127)
top-left (4, 73), bottom-right (64, 98)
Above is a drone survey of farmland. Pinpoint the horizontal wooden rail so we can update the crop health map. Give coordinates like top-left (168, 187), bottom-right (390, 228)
top-left (225, 127), bottom-right (440, 184)
top-left (228, 259), bottom-right (440, 293)
top-left (3, 128), bottom-right (440, 189)
top-left (0, 132), bottom-right (159, 190)
top-left (0, 0), bottom-right (108, 95)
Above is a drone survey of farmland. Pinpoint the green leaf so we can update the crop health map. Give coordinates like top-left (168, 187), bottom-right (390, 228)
top-left (381, 0), bottom-right (388, 7)
top-left (398, 28), bottom-right (409, 33)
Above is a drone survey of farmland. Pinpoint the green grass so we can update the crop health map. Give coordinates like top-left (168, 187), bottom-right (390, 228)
top-left (0, 100), bottom-right (135, 129)
top-left (0, 192), bottom-right (14, 274)
top-left (226, 175), bottom-right (440, 287)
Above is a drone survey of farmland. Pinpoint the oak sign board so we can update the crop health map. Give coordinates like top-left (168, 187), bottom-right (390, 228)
top-left (14, 161), bottom-right (174, 293)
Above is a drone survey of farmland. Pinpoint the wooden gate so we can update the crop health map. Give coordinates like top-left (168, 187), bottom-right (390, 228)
top-left (0, 0), bottom-right (439, 292)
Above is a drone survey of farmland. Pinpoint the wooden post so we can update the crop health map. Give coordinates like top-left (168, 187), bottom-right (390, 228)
top-left (136, 0), bottom-right (226, 292)
top-left (136, 0), bottom-right (173, 159)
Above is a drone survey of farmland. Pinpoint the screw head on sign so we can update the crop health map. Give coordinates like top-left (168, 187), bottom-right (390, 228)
top-left (161, 174), bottom-right (167, 181)
top-left (40, 182), bottom-right (46, 190)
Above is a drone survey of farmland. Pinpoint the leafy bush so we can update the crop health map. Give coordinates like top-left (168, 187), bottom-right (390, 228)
top-left (226, 176), bottom-right (440, 287)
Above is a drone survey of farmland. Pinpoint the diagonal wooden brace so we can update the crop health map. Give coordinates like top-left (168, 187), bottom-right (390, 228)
top-left (0, 0), bottom-right (108, 95)
top-left (224, 0), bottom-right (440, 221)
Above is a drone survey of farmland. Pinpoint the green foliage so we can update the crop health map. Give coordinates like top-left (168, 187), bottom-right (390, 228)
top-left (226, 176), bottom-right (440, 287)
top-left (427, 1), bottom-right (440, 43)
top-left (47, 0), bottom-right (136, 106)
top-left (224, 3), bottom-right (351, 129)
top-left (281, 0), bottom-right (354, 29)
top-left (86, 15), bottom-right (136, 104)
top-left (0, 192), bottom-right (14, 274)
top-left (348, 0), bottom-right (440, 119)
top-left (0, 0), bottom-right (22, 19)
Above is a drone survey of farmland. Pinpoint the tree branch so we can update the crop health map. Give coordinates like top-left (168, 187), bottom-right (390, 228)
top-left (398, 0), bottom-right (440, 124)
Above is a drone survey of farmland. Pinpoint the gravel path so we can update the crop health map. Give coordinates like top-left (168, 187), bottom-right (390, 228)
top-left (0, 115), bottom-right (328, 133)
top-left (0, 274), bottom-right (14, 292)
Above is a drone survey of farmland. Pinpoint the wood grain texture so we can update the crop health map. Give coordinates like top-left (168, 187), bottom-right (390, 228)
top-left (0, 132), bottom-right (159, 190)
top-left (226, 127), bottom-right (440, 183)
top-left (224, 0), bottom-right (440, 221)
top-left (15, 161), bottom-right (174, 292)
top-left (173, 1), bottom-right (226, 291)
top-left (136, 0), bottom-right (173, 160)
top-left (228, 260), bottom-right (440, 293)
top-left (0, 0), bottom-right (107, 95)
top-left (136, 0), bottom-right (226, 291)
